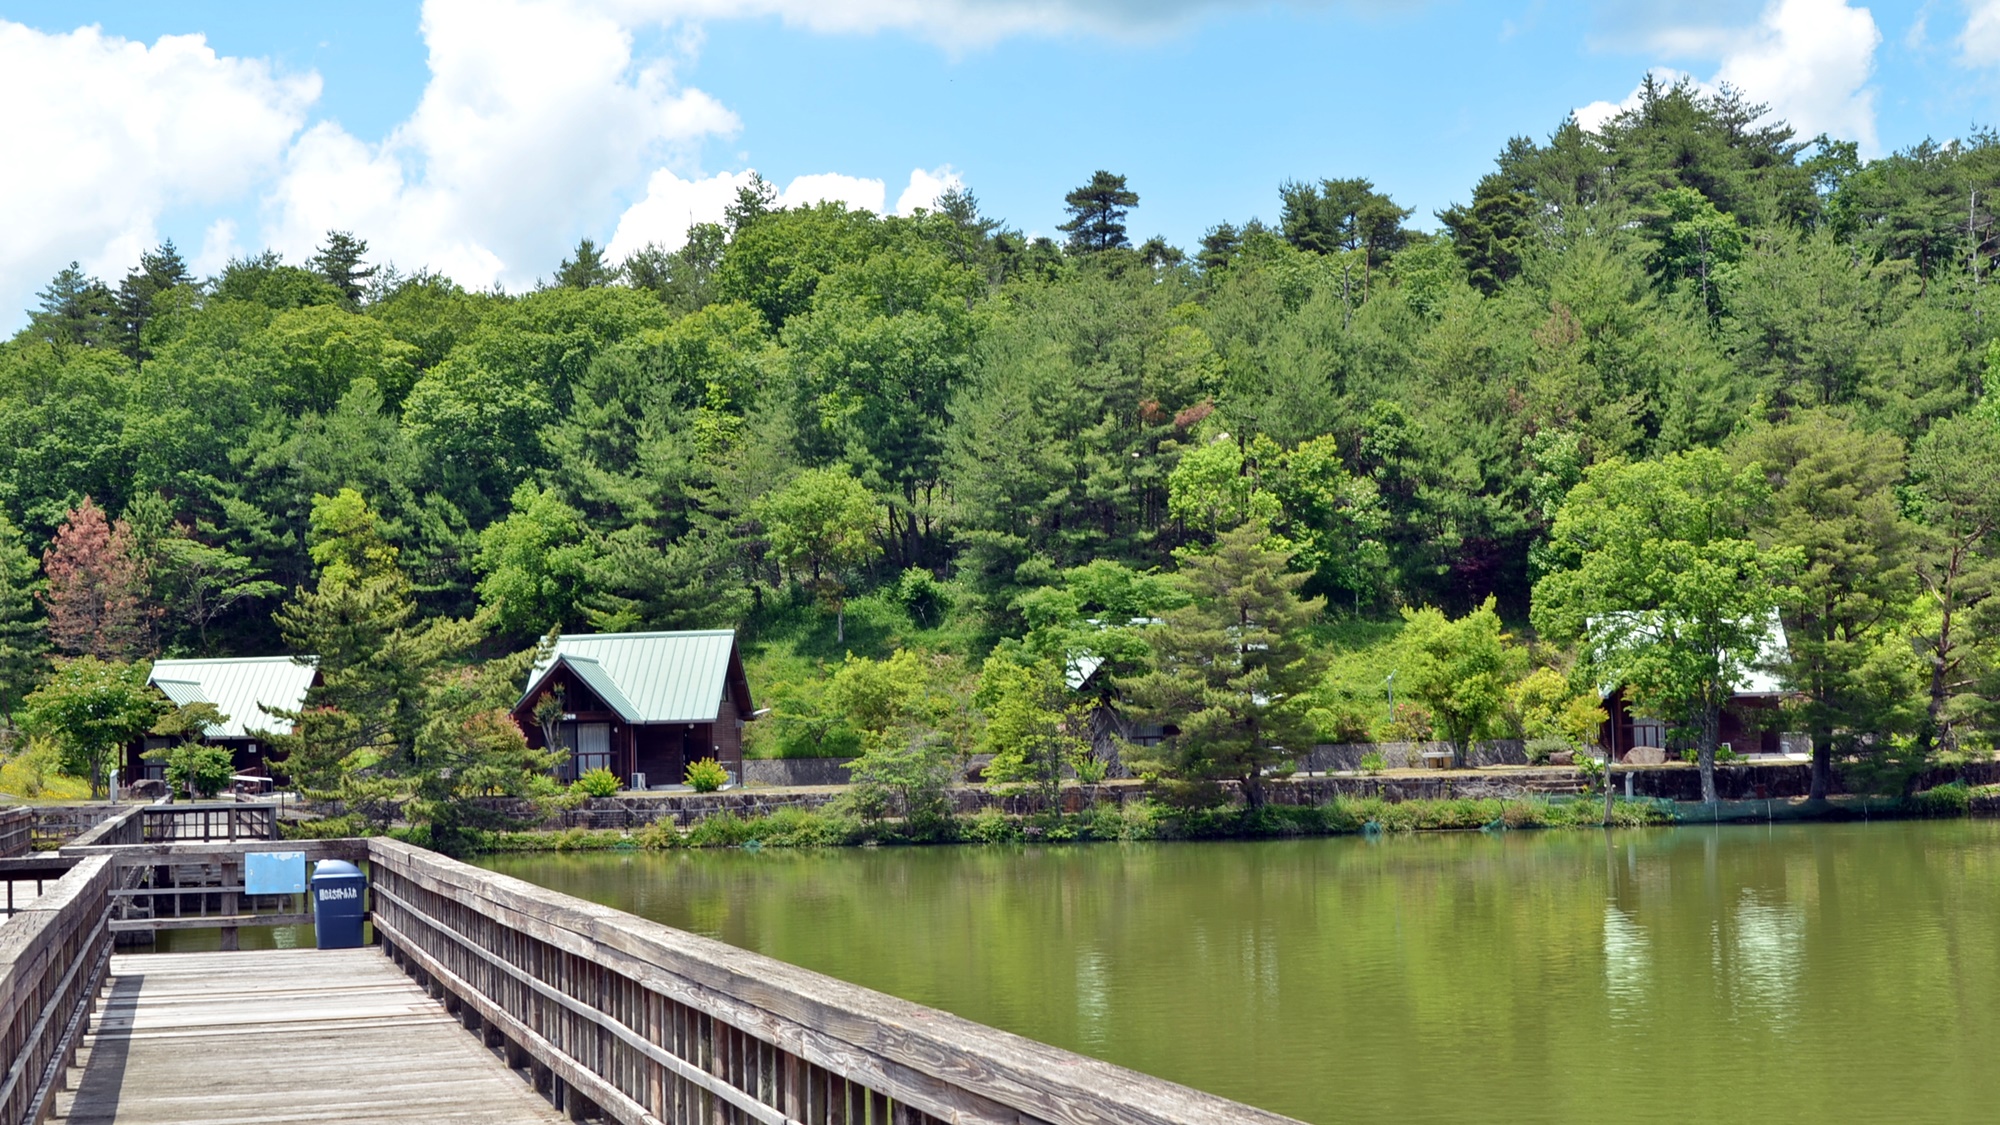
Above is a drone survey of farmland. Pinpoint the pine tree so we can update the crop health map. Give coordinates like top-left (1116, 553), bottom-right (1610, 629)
top-left (41, 498), bottom-right (153, 661)
top-left (1058, 171), bottom-right (1139, 254)
top-left (1121, 521), bottom-right (1326, 807)
top-left (270, 490), bottom-right (478, 794)
top-left (0, 512), bottom-right (46, 716)
top-left (114, 240), bottom-right (192, 359)
top-left (27, 263), bottom-right (117, 348)
top-left (309, 230), bottom-right (378, 305)
top-left (553, 238), bottom-right (616, 289)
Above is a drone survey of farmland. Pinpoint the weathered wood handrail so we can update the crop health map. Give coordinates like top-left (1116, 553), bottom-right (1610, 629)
top-left (0, 809), bottom-right (31, 858)
top-left (61, 805), bottom-right (145, 850)
top-left (0, 855), bottom-right (113, 1125)
top-left (367, 838), bottom-right (1302, 1125)
top-left (0, 857), bottom-right (78, 919)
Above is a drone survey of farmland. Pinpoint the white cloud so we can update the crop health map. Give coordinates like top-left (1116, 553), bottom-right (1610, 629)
top-left (895, 165), bottom-right (963, 214)
top-left (262, 0), bottom-right (739, 289)
top-left (606, 165), bottom-right (962, 260)
top-left (602, 0), bottom-right (1398, 51)
top-left (190, 218), bottom-right (243, 279)
top-left (1574, 67), bottom-right (1697, 132)
top-left (1962, 0), bottom-right (2000, 63)
top-left (1714, 0), bottom-right (1879, 150)
top-left (607, 168), bottom-right (757, 257)
top-left (1575, 0), bottom-right (1880, 153)
top-left (0, 21), bottom-right (316, 321)
top-left (778, 172), bottom-right (886, 212)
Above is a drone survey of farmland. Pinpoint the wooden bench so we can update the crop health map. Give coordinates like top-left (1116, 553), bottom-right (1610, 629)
top-left (1420, 750), bottom-right (1454, 770)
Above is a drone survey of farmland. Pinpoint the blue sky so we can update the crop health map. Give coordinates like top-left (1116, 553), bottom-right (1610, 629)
top-left (1, 0), bottom-right (1997, 329)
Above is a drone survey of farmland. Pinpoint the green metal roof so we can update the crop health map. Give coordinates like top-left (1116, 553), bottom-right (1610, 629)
top-left (520, 630), bottom-right (740, 723)
top-left (148, 656), bottom-right (318, 739)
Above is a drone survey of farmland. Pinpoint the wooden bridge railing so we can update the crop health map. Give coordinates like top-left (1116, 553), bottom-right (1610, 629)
top-left (367, 838), bottom-right (1301, 1125)
top-left (59, 838), bottom-right (367, 946)
top-left (61, 805), bottom-right (145, 850)
top-left (141, 801), bottom-right (279, 843)
top-left (0, 808), bottom-right (31, 858)
top-left (0, 855), bottom-right (112, 1125)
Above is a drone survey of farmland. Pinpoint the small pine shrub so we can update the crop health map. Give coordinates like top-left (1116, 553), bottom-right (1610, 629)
top-left (1358, 750), bottom-right (1387, 775)
top-left (574, 767), bottom-right (620, 798)
top-left (1524, 737), bottom-right (1569, 766)
top-left (685, 758), bottom-right (730, 793)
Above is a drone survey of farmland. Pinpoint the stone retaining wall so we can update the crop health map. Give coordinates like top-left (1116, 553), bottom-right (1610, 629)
top-left (1299, 740), bottom-right (1529, 771)
top-left (481, 758), bottom-right (2000, 831)
top-left (741, 757), bottom-right (855, 788)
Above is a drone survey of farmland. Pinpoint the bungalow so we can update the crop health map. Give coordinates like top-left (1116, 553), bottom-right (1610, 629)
top-left (132, 656), bottom-right (321, 783)
top-left (1593, 614), bottom-right (1803, 761)
top-left (510, 630), bottom-right (755, 789)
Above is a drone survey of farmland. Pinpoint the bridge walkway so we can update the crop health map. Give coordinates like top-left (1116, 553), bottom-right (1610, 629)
top-left (51, 948), bottom-right (565, 1124)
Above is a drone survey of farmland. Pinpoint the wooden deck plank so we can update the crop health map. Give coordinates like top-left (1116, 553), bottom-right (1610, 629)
top-left (54, 949), bottom-right (568, 1125)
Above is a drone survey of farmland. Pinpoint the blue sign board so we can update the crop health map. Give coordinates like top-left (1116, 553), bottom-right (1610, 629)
top-left (245, 851), bottom-right (307, 895)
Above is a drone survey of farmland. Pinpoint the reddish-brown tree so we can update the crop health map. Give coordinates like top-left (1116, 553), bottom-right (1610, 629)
top-left (41, 497), bottom-right (153, 660)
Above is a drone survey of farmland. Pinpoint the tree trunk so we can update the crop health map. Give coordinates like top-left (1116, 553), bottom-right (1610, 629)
top-left (1697, 708), bottom-right (1719, 805)
top-left (1808, 742), bottom-right (1831, 802)
top-left (1242, 770), bottom-right (1265, 809)
top-left (1450, 737), bottom-right (1467, 771)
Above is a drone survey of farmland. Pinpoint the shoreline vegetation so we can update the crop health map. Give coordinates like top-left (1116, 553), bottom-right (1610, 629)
top-left (275, 780), bottom-right (1994, 855)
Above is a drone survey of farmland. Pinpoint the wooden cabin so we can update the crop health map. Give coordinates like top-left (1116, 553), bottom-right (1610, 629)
top-left (1593, 614), bottom-right (1801, 761)
top-left (510, 630), bottom-right (755, 789)
top-left (132, 656), bottom-right (320, 783)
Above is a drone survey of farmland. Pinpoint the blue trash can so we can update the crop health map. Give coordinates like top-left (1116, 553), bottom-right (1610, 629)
top-left (310, 859), bottom-right (368, 949)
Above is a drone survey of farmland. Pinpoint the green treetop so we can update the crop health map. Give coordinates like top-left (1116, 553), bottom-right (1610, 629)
top-left (1058, 171), bottom-right (1139, 254)
top-left (1532, 449), bottom-right (1801, 804)
top-left (1122, 520), bottom-right (1326, 808)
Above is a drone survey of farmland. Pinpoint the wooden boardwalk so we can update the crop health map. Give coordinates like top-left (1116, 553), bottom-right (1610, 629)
top-left (52, 949), bottom-right (566, 1124)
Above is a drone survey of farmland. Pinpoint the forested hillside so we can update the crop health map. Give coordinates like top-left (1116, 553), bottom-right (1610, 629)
top-left (6, 77), bottom-right (2000, 806)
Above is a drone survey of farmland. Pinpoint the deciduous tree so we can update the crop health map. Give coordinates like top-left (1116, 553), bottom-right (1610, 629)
top-left (20, 656), bottom-right (162, 796)
top-left (1533, 450), bottom-right (1801, 803)
top-left (42, 498), bottom-right (152, 660)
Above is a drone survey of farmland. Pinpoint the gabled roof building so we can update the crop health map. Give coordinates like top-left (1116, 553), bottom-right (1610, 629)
top-left (509, 630), bottom-right (755, 789)
top-left (131, 656), bottom-right (320, 782)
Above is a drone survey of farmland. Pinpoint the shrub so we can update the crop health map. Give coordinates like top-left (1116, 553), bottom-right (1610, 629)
top-left (685, 758), bottom-right (730, 792)
top-left (893, 567), bottom-right (951, 627)
top-left (0, 740), bottom-right (89, 800)
top-left (166, 743), bottom-right (235, 798)
top-left (1715, 745), bottom-right (1742, 764)
top-left (1072, 750), bottom-right (1109, 786)
top-left (1575, 750), bottom-right (1606, 789)
top-left (634, 819), bottom-right (685, 849)
top-left (1908, 780), bottom-right (1972, 818)
top-left (686, 810), bottom-right (759, 847)
top-left (1524, 736), bottom-right (1569, 766)
top-left (963, 806), bottom-right (1020, 843)
top-left (574, 767), bottom-right (620, 798)
top-left (1358, 750), bottom-right (1387, 775)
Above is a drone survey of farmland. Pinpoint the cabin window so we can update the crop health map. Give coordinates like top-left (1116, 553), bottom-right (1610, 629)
top-left (1632, 718), bottom-right (1666, 749)
top-left (574, 722), bottom-right (613, 776)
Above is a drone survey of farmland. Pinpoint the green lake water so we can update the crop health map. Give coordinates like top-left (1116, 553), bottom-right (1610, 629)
top-left (477, 821), bottom-right (2000, 1124)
